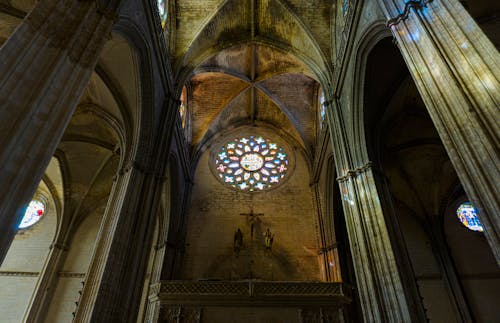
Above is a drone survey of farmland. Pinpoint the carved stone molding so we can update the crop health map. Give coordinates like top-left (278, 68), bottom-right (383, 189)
top-left (0, 271), bottom-right (39, 277)
top-left (149, 282), bottom-right (162, 297)
top-left (158, 281), bottom-right (351, 307)
top-left (58, 271), bottom-right (86, 278)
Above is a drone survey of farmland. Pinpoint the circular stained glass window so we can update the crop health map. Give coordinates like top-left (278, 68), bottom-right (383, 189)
top-left (19, 200), bottom-right (45, 229)
top-left (456, 202), bottom-right (483, 232)
top-left (213, 135), bottom-right (290, 192)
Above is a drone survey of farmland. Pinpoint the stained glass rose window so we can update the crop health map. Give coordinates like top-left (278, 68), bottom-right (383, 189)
top-left (213, 136), bottom-right (290, 192)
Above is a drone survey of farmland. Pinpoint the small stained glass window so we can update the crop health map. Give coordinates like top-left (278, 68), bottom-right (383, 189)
top-left (179, 86), bottom-right (187, 128)
top-left (319, 89), bottom-right (326, 127)
top-left (342, 0), bottom-right (349, 17)
top-left (19, 200), bottom-right (45, 229)
top-left (157, 0), bottom-right (167, 28)
top-left (213, 136), bottom-right (290, 192)
top-left (456, 202), bottom-right (483, 232)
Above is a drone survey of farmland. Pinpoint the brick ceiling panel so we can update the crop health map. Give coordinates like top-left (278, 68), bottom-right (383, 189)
top-left (255, 90), bottom-right (304, 148)
top-left (279, 0), bottom-right (333, 60)
top-left (255, 44), bottom-right (311, 81)
top-left (190, 73), bottom-right (250, 144)
top-left (257, 0), bottom-right (326, 73)
top-left (258, 74), bottom-right (316, 148)
top-left (198, 44), bottom-right (253, 79)
top-left (177, 0), bottom-right (252, 70)
top-left (199, 89), bottom-right (253, 147)
top-left (175, 0), bottom-right (228, 58)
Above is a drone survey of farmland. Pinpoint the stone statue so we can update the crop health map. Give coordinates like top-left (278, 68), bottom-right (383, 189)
top-left (264, 228), bottom-right (274, 250)
top-left (234, 228), bottom-right (243, 256)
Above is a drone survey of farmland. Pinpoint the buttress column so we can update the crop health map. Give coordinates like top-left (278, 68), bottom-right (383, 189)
top-left (0, 0), bottom-right (120, 263)
top-left (379, 0), bottom-right (500, 262)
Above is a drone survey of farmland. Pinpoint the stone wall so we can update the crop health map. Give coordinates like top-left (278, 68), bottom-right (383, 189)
top-left (0, 181), bottom-right (57, 322)
top-left (183, 136), bottom-right (320, 282)
top-left (44, 205), bottom-right (105, 323)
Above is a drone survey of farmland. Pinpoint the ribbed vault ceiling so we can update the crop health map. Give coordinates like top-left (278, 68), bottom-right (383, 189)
top-left (189, 43), bottom-right (320, 155)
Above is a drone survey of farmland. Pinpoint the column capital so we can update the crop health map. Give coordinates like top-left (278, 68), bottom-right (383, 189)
top-left (336, 161), bottom-right (373, 182)
top-left (116, 159), bottom-right (166, 180)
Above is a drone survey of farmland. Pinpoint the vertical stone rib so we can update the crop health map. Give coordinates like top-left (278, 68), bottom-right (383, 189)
top-left (328, 99), bottom-right (412, 322)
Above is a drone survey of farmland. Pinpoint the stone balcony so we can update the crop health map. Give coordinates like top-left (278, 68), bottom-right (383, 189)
top-left (150, 281), bottom-right (353, 322)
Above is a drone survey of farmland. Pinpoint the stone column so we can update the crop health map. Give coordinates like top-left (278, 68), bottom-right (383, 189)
top-left (326, 100), bottom-right (413, 322)
top-left (379, 0), bottom-right (500, 263)
top-left (313, 182), bottom-right (340, 282)
top-left (75, 95), bottom-right (179, 322)
top-left (0, 0), bottom-right (120, 263)
top-left (74, 161), bottom-right (164, 322)
top-left (144, 233), bottom-right (168, 322)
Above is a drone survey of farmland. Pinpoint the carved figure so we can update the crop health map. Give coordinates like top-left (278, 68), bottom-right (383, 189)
top-left (234, 228), bottom-right (243, 256)
top-left (264, 228), bottom-right (274, 250)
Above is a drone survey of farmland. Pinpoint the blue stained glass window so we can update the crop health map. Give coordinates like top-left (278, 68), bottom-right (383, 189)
top-left (456, 202), bottom-right (483, 232)
top-left (342, 0), bottom-right (349, 16)
top-left (214, 136), bottom-right (289, 192)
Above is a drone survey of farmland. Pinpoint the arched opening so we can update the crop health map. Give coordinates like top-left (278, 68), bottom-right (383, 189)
top-left (171, 36), bottom-right (352, 321)
top-left (363, 36), bottom-right (500, 322)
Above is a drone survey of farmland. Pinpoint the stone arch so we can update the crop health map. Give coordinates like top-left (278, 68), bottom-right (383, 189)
top-left (350, 25), bottom-right (498, 322)
top-left (347, 22), bottom-right (433, 322)
top-left (350, 20), bottom-right (392, 166)
top-left (178, 39), bottom-right (331, 97)
top-left (111, 19), bottom-right (156, 168)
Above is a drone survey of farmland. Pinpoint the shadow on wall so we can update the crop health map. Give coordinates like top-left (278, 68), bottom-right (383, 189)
top-left (204, 222), bottom-right (296, 281)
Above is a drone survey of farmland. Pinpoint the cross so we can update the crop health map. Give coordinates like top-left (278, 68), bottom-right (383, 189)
top-left (240, 208), bottom-right (264, 239)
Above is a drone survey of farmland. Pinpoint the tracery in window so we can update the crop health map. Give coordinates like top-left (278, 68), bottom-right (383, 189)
top-left (213, 136), bottom-right (290, 192)
top-left (456, 202), bottom-right (483, 232)
top-left (19, 200), bottom-right (45, 229)
top-left (157, 0), bottom-right (167, 28)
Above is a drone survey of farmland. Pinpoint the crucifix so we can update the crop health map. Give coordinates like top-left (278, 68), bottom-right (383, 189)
top-left (240, 208), bottom-right (264, 240)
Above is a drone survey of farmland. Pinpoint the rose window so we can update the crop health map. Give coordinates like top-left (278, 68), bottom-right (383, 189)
top-left (214, 136), bottom-right (290, 192)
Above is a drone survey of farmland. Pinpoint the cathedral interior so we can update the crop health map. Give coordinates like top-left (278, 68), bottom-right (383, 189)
top-left (0, 0), bottom-right (499, 322)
